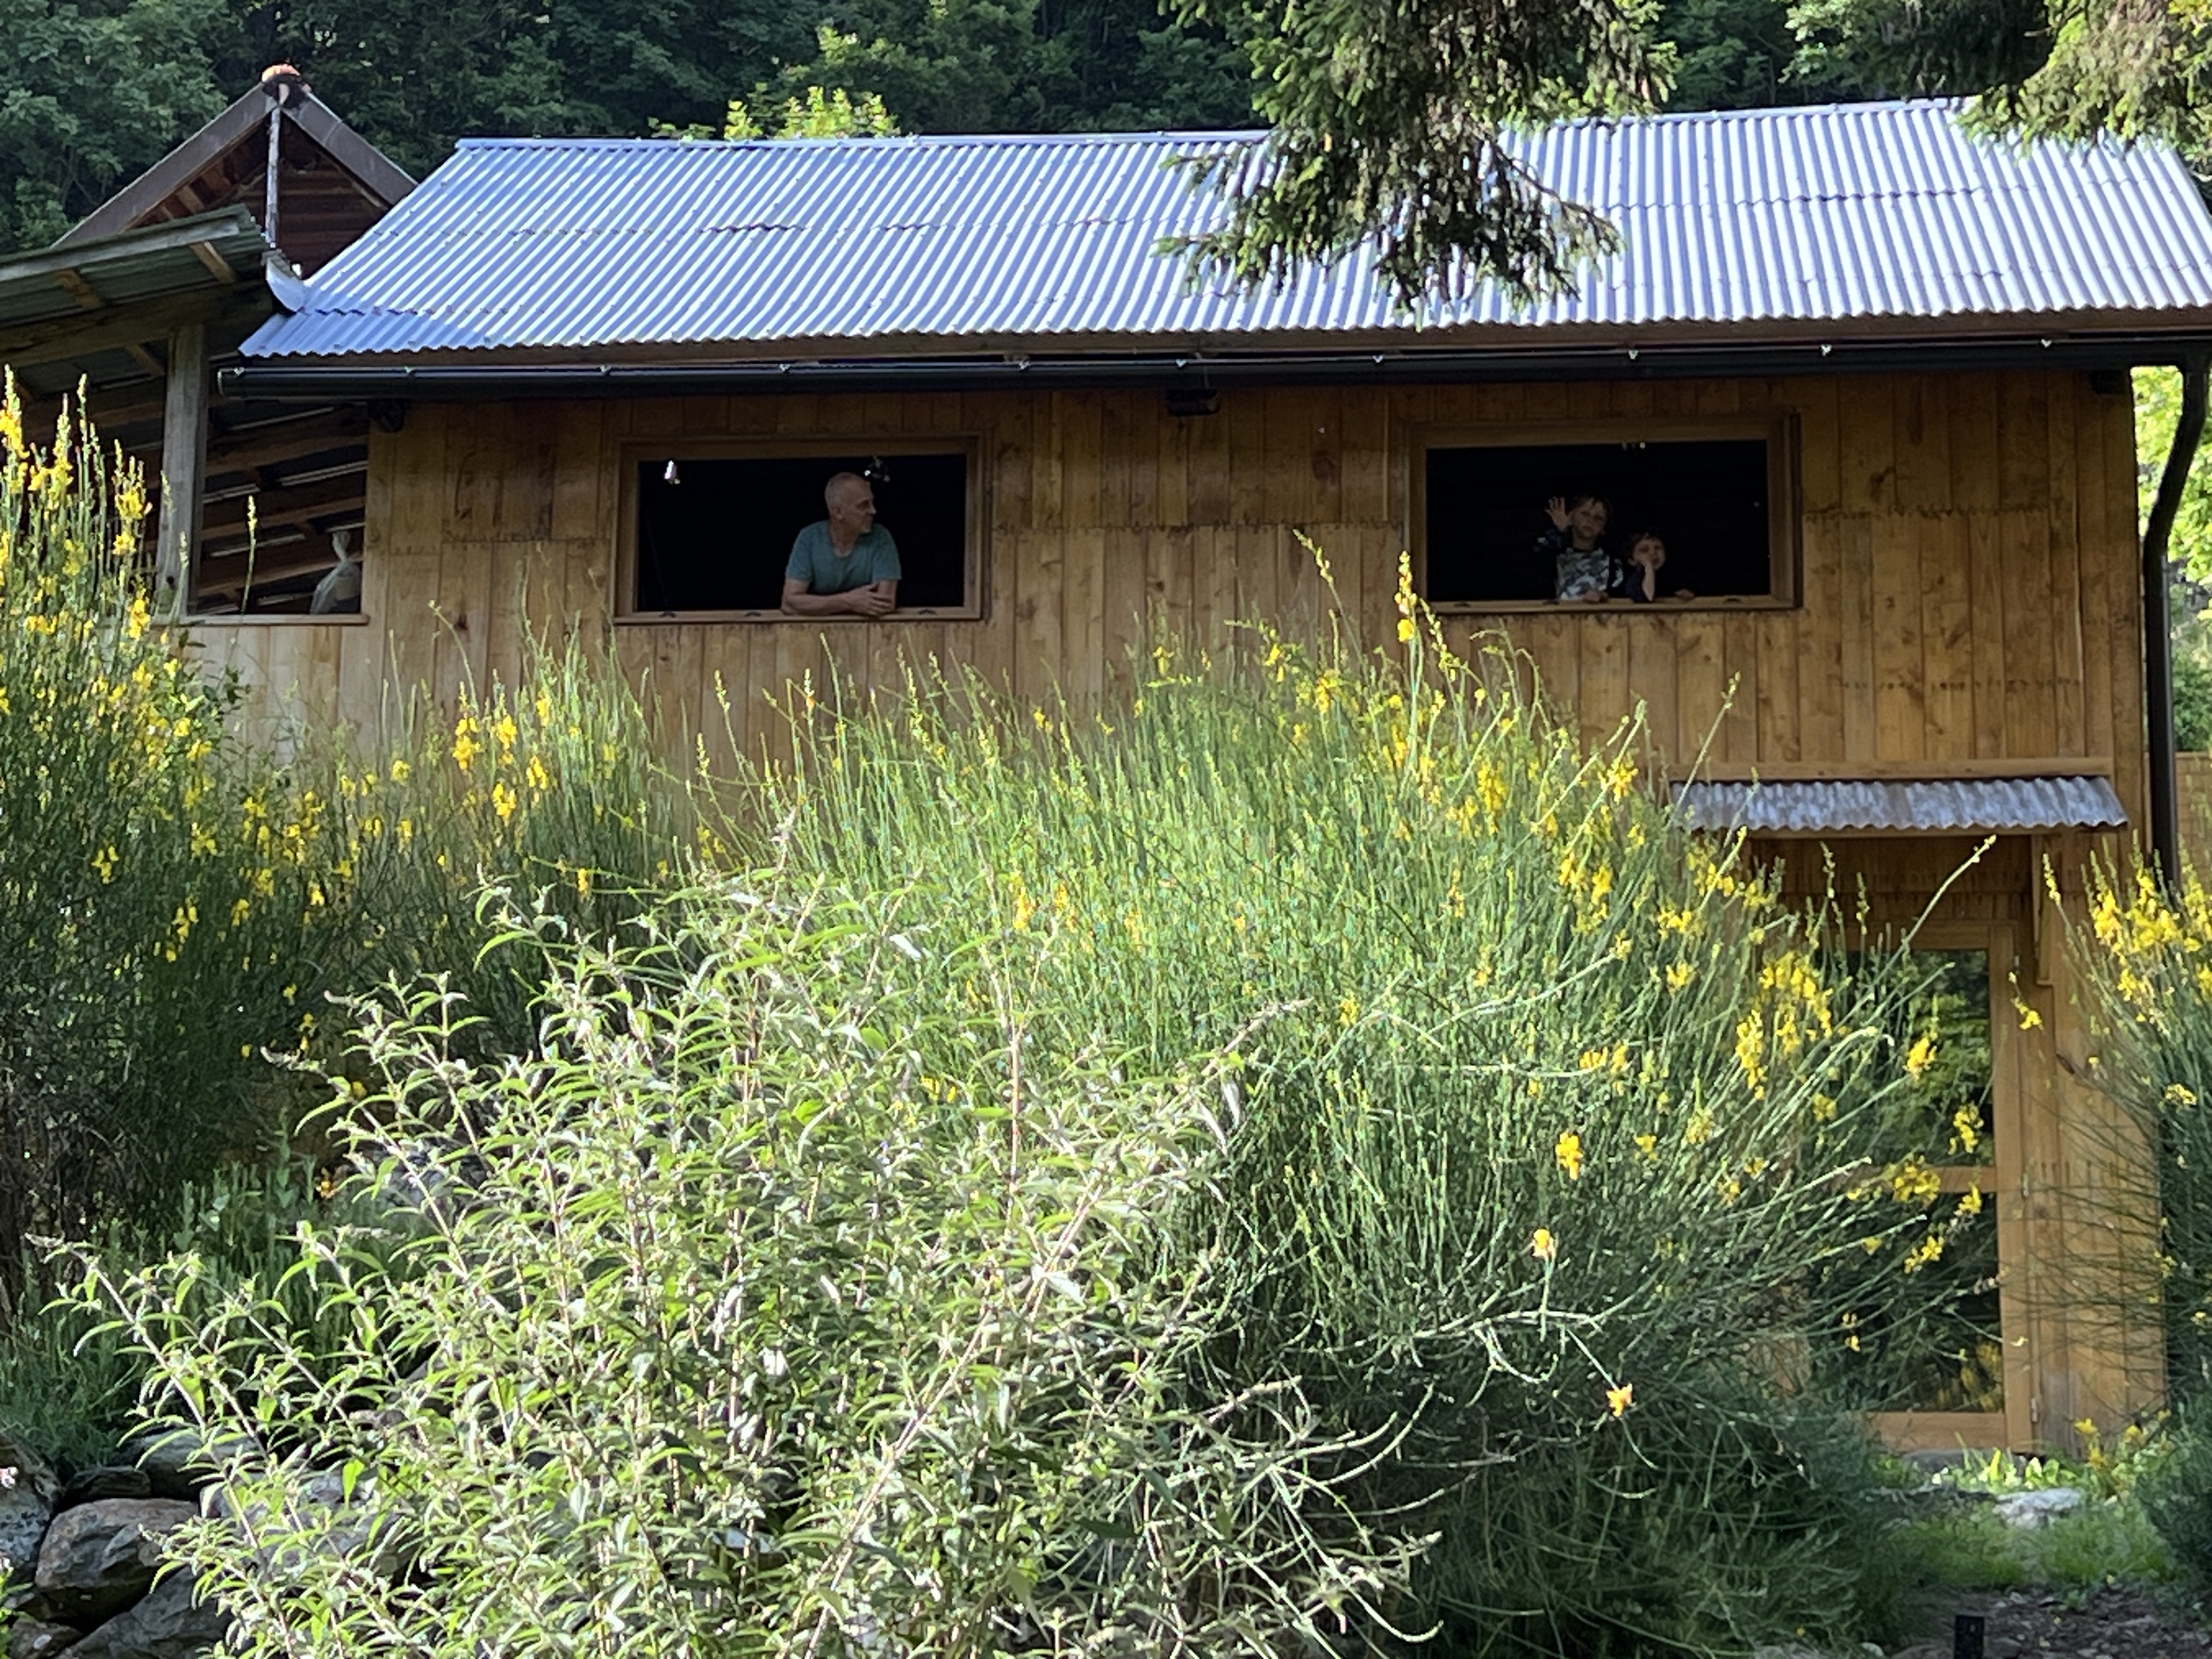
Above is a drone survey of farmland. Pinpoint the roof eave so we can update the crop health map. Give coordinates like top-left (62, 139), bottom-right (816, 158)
top-left (223, 318), bottom-right (2212, 399)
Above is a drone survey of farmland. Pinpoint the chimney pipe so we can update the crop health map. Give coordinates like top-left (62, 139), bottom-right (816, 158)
top-left (258, 63), bottom-right (306, 250)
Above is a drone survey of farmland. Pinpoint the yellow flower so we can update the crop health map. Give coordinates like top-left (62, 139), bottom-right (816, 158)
top-left (1902, 1233), bottom-right (1945, 1274)
top-left (1338, 995), bottom-right (1359, 1028)
top-left (1530, 1227), bottom-right (1557, 1262)
top-left (1634, 1133), bottom-right (1658, 1161)
top-left (2169, 1083), bottom-right (2200, 1107)
top-left (389, 757), bottom-right (411, 784)
top-left (1606, 1382), bottom-right (1634, 1418)
top-left (1959, 1186), bottom-right (1984, 1216)
top-left (1555, 1130), bottom-right (1584, 1181)
top-left (1904, 1033), bottom-right (1937, 1080)
top-left (91, 845), bottom-right (117, 883)
top-left (492, 781), bottom-right (518, 821)
top-left (1397, 617), bottom-right (1415, 644)
top-left (1664, 961), bottom-right (1695, 993)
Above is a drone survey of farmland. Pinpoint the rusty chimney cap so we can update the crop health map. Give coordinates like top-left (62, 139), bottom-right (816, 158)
top-left (259, 63), bottom-right (307, 100)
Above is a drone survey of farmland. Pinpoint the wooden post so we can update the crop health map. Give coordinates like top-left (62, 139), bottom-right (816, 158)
top-left (155, 319), bottom-right (208, 612)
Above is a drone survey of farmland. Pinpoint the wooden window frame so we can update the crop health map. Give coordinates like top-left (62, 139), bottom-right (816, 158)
top-left (1409, 413), bottom-right (1803, 615)
top-left (614, 434), bottom-right (988, 625)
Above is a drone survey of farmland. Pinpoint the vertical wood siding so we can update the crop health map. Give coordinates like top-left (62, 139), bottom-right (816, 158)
top-left (184, 366), bottom-right (2155, 1446)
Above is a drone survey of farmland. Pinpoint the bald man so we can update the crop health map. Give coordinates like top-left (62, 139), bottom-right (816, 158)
top-left (781, 471), bottom-right (901, 618)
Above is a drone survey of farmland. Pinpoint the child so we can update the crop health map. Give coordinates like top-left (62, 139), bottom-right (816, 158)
top-left (1621, 531), bottom-right (1694, 602)
top-left (1539, 494), bottom-right (1613, 602)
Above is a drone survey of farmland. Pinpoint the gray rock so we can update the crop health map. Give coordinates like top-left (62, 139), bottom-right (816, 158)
top-left (55, 1470), bottom-right (150, 1511)
top-left (0, 1433), bottom-right (59, 1583)
top-left (32, 1500), bottom-right (196, 1623)
top-left (4, 1619), bottom-right (83, 1659)
top-left (1994, 1486), bottom-right (2085, 1528)
top-left (1888, 1645), bottom-right (1950, 1659)
top-left (205, 1468), bottom-right (406, 1583)
top-left (117, 1435), bottom-right (241, 1504)
top-left (65, 1570), bottom-right (227, 1659)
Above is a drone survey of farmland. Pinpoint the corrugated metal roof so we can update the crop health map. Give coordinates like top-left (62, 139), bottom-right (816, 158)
top-left (0, 209), bottom-right (269, 333)
top-left (242, 100), bottom-right (2212, 360)
top-left (1673, 775), bottom-right (2129, 833)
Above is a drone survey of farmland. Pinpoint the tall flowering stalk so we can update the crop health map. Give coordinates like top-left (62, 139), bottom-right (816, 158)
top-left (0, 375), bottom-right (325, 1304)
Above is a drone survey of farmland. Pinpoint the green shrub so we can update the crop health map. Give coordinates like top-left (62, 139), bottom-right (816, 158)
top-left (745, 601), bottom-right (1982, 1652)
top-left (77, 889), bottom-right (1417, 1656)
top-left (0, 378), bottom-right (329, 1305)
top-left (2141, 1408), bottom-right (2212, 1586)
top-left (74, 589), bottom-right (1983, 1656)
top-left (315, 630), bottom-right (699, 1050)
top-left (2070, 866), bottom-right (2212, 1397)
top-left (0, 1159), bottom-right (365, 1471)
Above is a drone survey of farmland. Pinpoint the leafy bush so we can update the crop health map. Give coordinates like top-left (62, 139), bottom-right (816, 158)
top-left (66, 582), bottom-right (1996, 1657)
top-left (317, 632), bottom-right (700, 1049)
top-left (2070, 865), bottom-right (2212, 1396)
top-left (0, 380), bottom-right (332, 1304)
top-left (80, 890), bottom-right (1419, 1656)
top-left (750, 595), bottom-right (1986, 1652)
top-left (2141, 1408), bottom-right (2212, 1586)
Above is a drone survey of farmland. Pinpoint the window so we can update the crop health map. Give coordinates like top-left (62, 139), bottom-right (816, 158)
top-left (1415, 417), bottom-right (1797, 610)
top-left (625, 442), bottom-right (979, 619)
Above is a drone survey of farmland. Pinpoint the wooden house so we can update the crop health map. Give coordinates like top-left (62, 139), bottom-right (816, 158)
top-left (0, 69), bottom-right (410, 613)
top-left (204, 100), bottom-right (2212, 1452)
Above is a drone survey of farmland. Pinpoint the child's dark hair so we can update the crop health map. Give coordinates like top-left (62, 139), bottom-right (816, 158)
top-left (1628, 528), bottom-right (1663, 547)
top-left (1568, 492), bottom-right (1610, 512)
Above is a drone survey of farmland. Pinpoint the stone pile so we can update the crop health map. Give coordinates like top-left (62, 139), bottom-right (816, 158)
top-left (1, 1431), bottom-right (228, 1659)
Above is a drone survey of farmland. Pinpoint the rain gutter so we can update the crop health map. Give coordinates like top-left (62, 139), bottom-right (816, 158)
top-left (2141, 352), bottom-right (2209, 886)
top-left (221, 333), bottom-right (2212, 399)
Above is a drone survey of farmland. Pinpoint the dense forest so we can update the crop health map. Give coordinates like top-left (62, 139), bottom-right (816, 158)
top-left (0, 0), bottom-right (1898, 255)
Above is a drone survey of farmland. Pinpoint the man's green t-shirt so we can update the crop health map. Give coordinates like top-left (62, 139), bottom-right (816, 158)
top-left (786, 521), bottom-right (901, 595)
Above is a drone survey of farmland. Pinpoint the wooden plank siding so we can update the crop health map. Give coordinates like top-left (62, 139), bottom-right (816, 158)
top-left (177, 365), bottom-right (2157, 1448)
top-left (194, 370), bottom-right (2145, 819)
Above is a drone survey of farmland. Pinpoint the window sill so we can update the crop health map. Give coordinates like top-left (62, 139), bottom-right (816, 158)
top-left (173, 612), bottom-right (374, 627)
top-left (1427, 596), bottom-right (1793, 615)
top-left (617, 607), bottom-right (982, 625)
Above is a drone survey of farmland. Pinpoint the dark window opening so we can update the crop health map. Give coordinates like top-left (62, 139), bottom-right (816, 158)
top-left (635, 452), bottom-right (969, 614)
top-left (1424, 438), bottom-right (1774, 604)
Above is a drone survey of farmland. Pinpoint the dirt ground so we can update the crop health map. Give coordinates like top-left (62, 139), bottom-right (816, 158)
top-left (1893, 1589), bottom-right (2212, 1659)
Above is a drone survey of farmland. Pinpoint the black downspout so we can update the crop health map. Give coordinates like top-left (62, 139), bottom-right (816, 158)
top-left (2142, 354), bottom-right (2209, 887)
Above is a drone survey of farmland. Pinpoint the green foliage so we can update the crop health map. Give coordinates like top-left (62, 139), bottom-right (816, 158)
top-left (748, 601), bottom-right (1979, 1650)
top-left (721, 86), bottom-right (900, 140)
top-left (64, 595), bottom-right (1989, 1655)
top-left (0, 0), bottom-right (225, 256)
top-left (1888, 1504), bottom-right (2174, 1598)
top-left (314, 635), bottom-right (697, 1051)
top-left (1656, 0), bottom-right (1874, 108)
top-left (1784, 0), bottom-right (2212, 159)
top-left (1163, 0), bottom-right (1668, 308)
top-left (0, 1159), bottom-right (354, 1471)
top-left (2141, 1408), bottom-right (2212, 1588)
top-left (76, 895), bottom-right (1417, 1656)
top-left (2175, 642), bottom-right (2212, 752)
top-left (0, 381), bottom-right (330, 1306)
top-left (2138, 369), bottom-right (2212, 590)
top-left (2070, 866), bottom-right (2212, 1399)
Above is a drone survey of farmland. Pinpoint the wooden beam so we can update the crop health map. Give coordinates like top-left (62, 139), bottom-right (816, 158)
top-left (0, 289), bottom-right (257, 372)
top-left (156, 320), bottom-right (208, 612)
top-left (53, 268), bottom-right (101, 310)
top-left (123, 343), bottom-right (163, 377)
top-left (1689, 757), bottom-right (2115, 783)
top-left (189, 240), bottom-right (238, 285)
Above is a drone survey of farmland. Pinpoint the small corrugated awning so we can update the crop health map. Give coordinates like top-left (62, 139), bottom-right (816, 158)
top-left (1673, 775), bottom-right (2129, 834)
